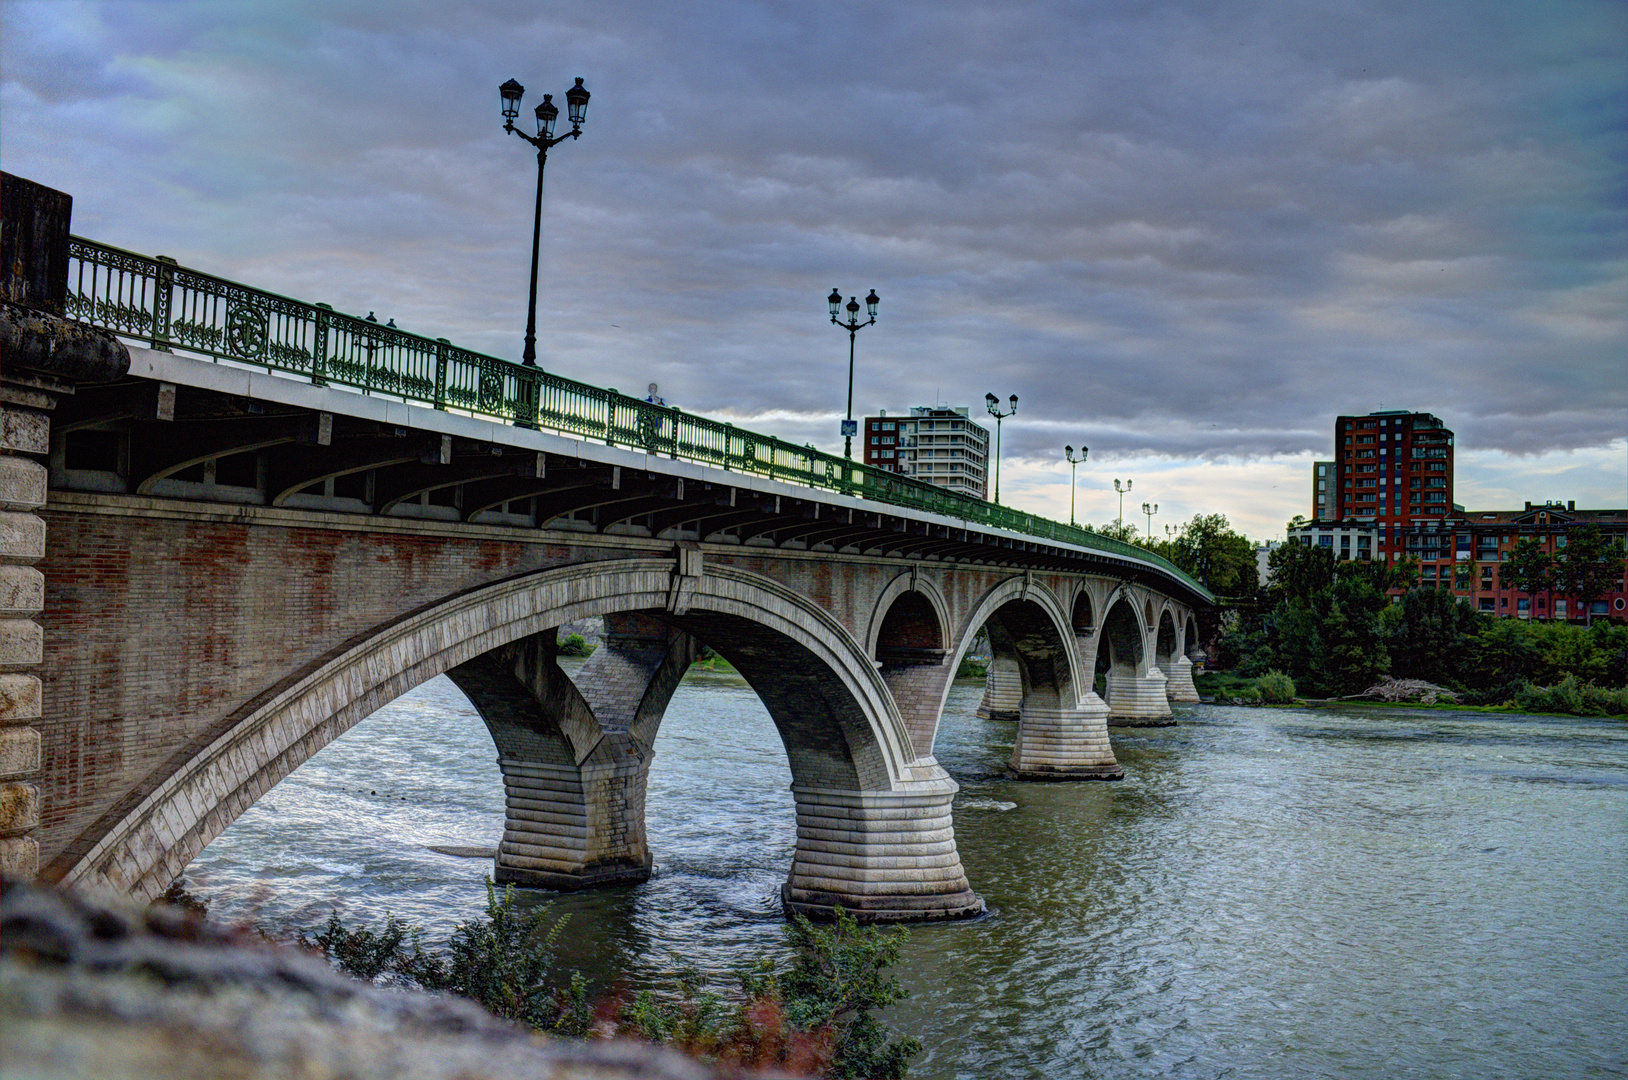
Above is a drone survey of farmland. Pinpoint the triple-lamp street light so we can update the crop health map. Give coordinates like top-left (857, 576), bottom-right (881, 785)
top-left (1114, 477), bottom-right (1133, 533)
top-left (828, 288), bottom-right (879, 458)
top-left (499, 75), bottom-right (590, 367)
top-left (1142, 501), bottom-right (1159, 537)
top-left (985, 392), bottom-right (1018, 504)
top-left (1064, 445), bottom-right (1089, 527)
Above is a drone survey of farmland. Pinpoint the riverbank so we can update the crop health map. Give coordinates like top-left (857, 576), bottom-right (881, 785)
top-left (1196, 671), bottom-right (1627, 719)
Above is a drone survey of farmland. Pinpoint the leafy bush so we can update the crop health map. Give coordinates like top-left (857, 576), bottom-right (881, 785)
top-left (557, 633), bottom-right (595, 657)
top-left (1582, 684), bottom-right (1628, 718)
top-left (1256, 670), bottom-right (1297, 704)
top-left (778, 907), bottom-right (922, 1079)
top-left (303, 910), bottom-right (422, 982)
top-left (303, 889), bottom-right (920, 1077)
top-left (435, 881), bottom-right (571, 1030)
top-left (1508, 675), bottom-right (1628, 717)
top-left (955, 656), bottom-right (988, 679)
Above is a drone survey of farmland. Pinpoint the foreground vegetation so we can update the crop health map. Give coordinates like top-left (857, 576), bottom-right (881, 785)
top-left (300, 880), bottom-right (921, 1078)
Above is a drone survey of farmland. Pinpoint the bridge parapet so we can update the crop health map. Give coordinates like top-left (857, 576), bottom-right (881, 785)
top-left (63, 236), bottom-right (1209, 600)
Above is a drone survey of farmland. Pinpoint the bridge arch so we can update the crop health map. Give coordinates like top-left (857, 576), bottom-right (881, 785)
top-left (59, 559), bottom-right (948, 909)
top-left (939, 576), bottom-right (1076, 734)
top-left (1069, 584), bottom-right (1096, 635)
top-left (1155, 610), bottom-right (1178, 669)
top-left (1100, 594), bottom-right (1147, 677)
top-left (1098, 588), bottom-right (1174, 723)
top-left (865, 570), bottom-right (950, 662)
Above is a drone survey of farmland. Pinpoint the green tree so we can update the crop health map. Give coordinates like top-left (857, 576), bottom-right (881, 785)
top-left (1552, 523), bottom-right (1627, 625)
top-left (1266, 542), bottom-right (1336, 603)
top-left (1095, 520), bottom-right (1138, 542)
top-left (1386, 587), bottom-right (1481, 686)
top-left (1504, 538), bottom-right (1556, 620)
top-left (1167, 513), bottom-right (1259, 598)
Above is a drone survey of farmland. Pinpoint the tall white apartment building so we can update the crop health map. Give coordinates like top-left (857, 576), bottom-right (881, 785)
top-left (862, 405), bottom-right (990, 501)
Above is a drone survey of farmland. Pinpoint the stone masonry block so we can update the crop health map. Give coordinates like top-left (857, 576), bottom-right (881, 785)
top-left (0, 619), bottom-right (43, 668)
top-left (0, 406), bottom-right (50, 455)
top-left (0, 565), bottom-right (44, 617)
top-left (0, 456), bottom-right (46, 511)
top-left (0, 780), bottom-right (39, 834)
top-left (0, 511), bottom-right (45, 562)
top-left (0, 725), bottom-right (40, 780)
top-left (0, 835), bottom-right (37, 877)
top-left (0, 674), bottom-right (41, 722)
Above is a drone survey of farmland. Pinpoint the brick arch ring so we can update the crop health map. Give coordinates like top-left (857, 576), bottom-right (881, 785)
top-left (60, 559), bottom-right (928, 903)
top-left (863, 568), bottom-right (952, 658)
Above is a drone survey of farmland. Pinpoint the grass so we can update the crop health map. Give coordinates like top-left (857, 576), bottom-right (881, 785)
top-left (1193, 671), bottom-right (1259, 697)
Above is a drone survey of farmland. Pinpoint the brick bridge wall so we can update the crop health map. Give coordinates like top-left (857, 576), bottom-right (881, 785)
top-left (35, 493), bottom-right (1195, 919)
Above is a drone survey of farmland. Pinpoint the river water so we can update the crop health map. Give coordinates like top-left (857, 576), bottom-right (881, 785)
top-left (186, 665), bottom-right (1628, 1079)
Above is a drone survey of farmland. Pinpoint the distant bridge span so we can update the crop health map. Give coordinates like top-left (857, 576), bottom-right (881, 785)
top-left (2, 231), bottom-right (1210, 921)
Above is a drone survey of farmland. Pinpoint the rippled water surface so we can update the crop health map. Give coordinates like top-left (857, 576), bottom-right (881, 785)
top-left (190, 668), bottom-right (1628, 1079)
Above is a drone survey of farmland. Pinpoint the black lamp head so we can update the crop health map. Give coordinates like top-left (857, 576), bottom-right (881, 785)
top-left (565, 77), bottom-right (590, 126)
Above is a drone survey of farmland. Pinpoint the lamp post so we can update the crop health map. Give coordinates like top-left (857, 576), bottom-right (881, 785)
top-left (1064, 445), bottom-right (1088, 527)
top-left (985, 392), bottom-right (1017, 504)
top-left (500, 76), bottom-right (590, 366)
top-left (828, 288), bottom-right (879, 458)
top-left (1114, 478), bottom-right (1132, 533)
top-left (1142, 501), bottom-right (1158, 537)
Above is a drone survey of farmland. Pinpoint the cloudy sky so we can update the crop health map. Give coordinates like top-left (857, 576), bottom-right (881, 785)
top-left (4, 0), bottom-right (1624, 537)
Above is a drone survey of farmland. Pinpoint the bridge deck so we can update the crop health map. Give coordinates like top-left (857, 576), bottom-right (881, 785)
top-left (50, 345), bottom-right (1211, 606)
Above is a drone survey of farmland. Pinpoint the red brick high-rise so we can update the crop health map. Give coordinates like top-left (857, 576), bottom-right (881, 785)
top-left (1330, 410), bottom-right (1454, 561)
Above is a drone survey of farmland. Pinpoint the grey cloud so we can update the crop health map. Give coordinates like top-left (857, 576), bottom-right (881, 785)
top-left (2, 0), bottom-right (1623, 478)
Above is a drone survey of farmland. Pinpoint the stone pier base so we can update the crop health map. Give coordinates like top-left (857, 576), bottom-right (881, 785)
top-left (975, 657), bottom-right (1022, 720)
top-left (783, 776), bottom-right (984, 923)
top-left (1107, 668), bottom-right (1176, 725)
top-left (493, 748), bottom-right (653, 890)
top-left (1007, 694), bottom-right (1123, 780)
top-left (1163, 656), bottom-right (1201, 703)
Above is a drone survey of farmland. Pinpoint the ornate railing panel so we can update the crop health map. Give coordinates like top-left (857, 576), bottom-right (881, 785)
top-left (65, 236), bottom-right (1209, 598)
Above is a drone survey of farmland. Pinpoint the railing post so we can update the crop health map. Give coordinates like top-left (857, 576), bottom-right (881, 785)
top-left (434, 339), bottom-right (450, 410)
top-left (311, 304), bottom-right (331, 386)
top-left (150, 256), bottom-right (176, 352)
top-left (515, 366), bottom-right (539, 429)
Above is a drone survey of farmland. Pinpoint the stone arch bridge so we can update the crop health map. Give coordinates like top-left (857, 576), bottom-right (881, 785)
top-left (1, 228), bottom-right (1212, 923)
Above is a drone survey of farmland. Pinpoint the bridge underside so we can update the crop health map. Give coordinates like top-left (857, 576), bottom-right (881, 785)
top-left (6, 352), bottom-right (1208, 921)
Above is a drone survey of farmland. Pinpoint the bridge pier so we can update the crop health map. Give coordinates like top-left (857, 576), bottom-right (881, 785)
top-left (1163, 655), bottom-right (1201, 703)
top-left (1008, 692), bottom-right (1121, 780)
top-left (447, 614), bottom-right (696, 892)
top-left (783, 771), bottom-right (983, 923)
top-left (974, 657), bottom-right (1022, 720)
top-left (1106, 666), bottom-right (1176, 725)
top-left (493, 745), bottom-right (652, 890)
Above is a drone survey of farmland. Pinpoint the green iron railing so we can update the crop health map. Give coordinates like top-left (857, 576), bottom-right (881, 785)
top-left (65, 235), bottom-right (1210, 600)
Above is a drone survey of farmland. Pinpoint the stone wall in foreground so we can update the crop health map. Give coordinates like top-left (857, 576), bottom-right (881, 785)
top-left (1, 879), bottom-right (787, 1080)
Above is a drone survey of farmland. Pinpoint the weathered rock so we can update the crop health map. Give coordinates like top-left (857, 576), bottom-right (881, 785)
top-left (0, 300), bottom-right (130, 383)
top-left (0, 879), bottom-right (787, 1080)
top-left (1347, 677), bottom-right (1460, 705)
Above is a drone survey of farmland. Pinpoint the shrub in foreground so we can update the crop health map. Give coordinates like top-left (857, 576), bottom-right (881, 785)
top-left (303, 883), bottom-right (920, 1077)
